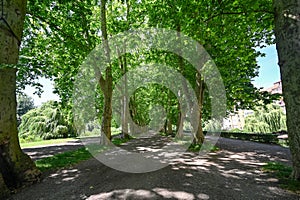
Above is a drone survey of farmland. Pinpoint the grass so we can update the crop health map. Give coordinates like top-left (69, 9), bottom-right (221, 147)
top-left (20, 138), bottom-right (78, 148)
top-left (35, 147), bottom-right (92, 172)
top-left (262, 162), bottom-right (300, 193)
top-left (34, 137), bottom-right (132, 172)
top-left (188, 143), bottom-right (219, 152)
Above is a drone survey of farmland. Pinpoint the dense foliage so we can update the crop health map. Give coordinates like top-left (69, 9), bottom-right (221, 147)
top-left (16, 0), bottom-right (277, 142)
top-left (244, 104), bottom-right (286, 133)
top-left (19, 101), bottom-right (76, 141)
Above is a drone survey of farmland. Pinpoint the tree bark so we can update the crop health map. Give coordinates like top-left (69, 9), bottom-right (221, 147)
top-left (194, 73), bottom-right (205, 144)
top-left (0, 0), bottom-right (41, 196)
top-left (117, 49), bottom-right (129, 139)
top-left (273, 0), bottom-right (300, 180)
top-left (100, 0), bottom-right (112, 144)
top-left (167, 119), bottom-right (173, 135)
top-left (0, 173), bottom-right (10, 199)
top-left (0, 70), bottom-right (41, 193)
top-left (176, 102), bottom-right (184, 137)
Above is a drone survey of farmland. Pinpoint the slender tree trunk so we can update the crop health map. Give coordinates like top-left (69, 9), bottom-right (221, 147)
top-left (129, 95), bottom-right (136, 135)
top-left (0, 0), bottom-right (40, 197)
top-left (194, 73), bottom-right (205, 144)
top-left (176, 25), bottom-right (189, 138)
top-left (176, 102), bottom-right (184, 137)
top-left (274, 0), bottom-right (300, 180)
top-left (167, 120), bottom-right (173, 135)
top-left (100, 0), bottom-right (112, 144)
top-left (117, 49), bottom-right (129, 139)
top-left (166, 90), bottom-right (173, 135)
top-left (121, 77), bottom-right (129, 139)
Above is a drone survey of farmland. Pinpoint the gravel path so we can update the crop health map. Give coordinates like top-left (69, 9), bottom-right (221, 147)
top-left (11, 136), bottom-right (299, 200)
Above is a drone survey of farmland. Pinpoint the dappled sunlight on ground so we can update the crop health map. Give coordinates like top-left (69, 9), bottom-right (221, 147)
top-left (12, 135), bottom-right (299, 200)
top-left (86, 188), bottom-right (201, 200)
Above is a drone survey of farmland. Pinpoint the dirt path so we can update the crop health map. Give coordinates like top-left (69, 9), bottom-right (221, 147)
top-left (12, 136), bottom-right (299, 200)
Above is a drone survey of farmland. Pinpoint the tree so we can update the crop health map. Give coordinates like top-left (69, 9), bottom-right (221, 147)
top-left (19, 101), bottom-right (76, 141)
top-left (244, 104), bottom-right (286, 133)
top-left (145, 0), bottom-right (275, 143)
top-left (99, 0), bottom-right (113, 144)
top-left (17, 93), bottom-right (35, 123)
top-left (0, 0), bottom-right (40, 198)
top-left (273, 0), bottom-right (300, 180)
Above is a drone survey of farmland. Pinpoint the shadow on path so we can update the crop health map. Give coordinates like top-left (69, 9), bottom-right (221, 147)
top-left (13, 135), bottom-right (298, 200)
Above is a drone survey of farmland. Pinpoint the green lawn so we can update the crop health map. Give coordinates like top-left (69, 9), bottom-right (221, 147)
top-left (20, 138), bottom-right (78, 148)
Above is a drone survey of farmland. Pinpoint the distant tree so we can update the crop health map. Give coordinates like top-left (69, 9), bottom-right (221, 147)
top-left (244, 104), bottom-right (286, 133)
top-left (204, 119), bottom-right (222, 132)
top-left (17, 93), bottom-right (35, 119)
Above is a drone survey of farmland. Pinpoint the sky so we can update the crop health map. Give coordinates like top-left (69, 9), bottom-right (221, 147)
top-left (24, 78), bottom-right (59, 106)
top-left (24, 45), bottom-right (281, 106)
top-left (252, 44), bottom-right (281, 89)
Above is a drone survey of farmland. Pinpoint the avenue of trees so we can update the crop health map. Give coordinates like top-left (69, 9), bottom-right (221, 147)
top-left (0, 0), bottom-right (299, 197)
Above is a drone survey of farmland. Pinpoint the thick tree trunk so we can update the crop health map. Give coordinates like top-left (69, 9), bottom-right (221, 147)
top-left (274, 0), bottom-right (300, 180)
top-left (0, 0), bottom-right (40, 196)
top-left (0, 70), bottom-right (41, 194)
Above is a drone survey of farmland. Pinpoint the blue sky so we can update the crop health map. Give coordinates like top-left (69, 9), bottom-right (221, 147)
top-left (24, 78), bottom-right (59, 106)
top-left (24, 45), bottom-right (281, 106)
top-left (253, 44), bottom-right (281, 89)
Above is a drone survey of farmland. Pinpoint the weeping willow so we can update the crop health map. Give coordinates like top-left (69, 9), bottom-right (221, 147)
top-left (19, 101), bottom-right (75, 140)
top-left (244, 104), bottom-right (286, 133)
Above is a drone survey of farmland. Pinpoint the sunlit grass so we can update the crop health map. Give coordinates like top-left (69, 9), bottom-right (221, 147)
top-left (35, 147), bottom-right (92, 172)
top-left (262, 162), bottom-right (300, 193)
top-left (20, 138), bottom-right (78, 148)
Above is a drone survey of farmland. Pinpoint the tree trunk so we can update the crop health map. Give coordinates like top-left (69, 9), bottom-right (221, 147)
top-left (118, 49), bottom-right (129, 139)
top-left (0, 69), bottom-right (41, 193)
top-left (167, 119), bottom-right (173, 135)
top-left (100, 0), bottom-right (112, 144)
top-left (101, 91), bottom-right (112, 144)
top-left (274, 0), bottom-right (300, 180)
top-left (193, 73), bottom-right (205, 144)
top-left (176, 102), bottom-right (184, 137)
top-left (0, 0), bottom-right (41, 196)
top-left (0, 173), bottom-right (10, 199)
top-left (166, 90), bottom-right (173, 135)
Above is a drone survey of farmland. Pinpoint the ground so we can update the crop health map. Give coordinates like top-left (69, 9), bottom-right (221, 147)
top-left (10, 135), bottom-right (300, 200)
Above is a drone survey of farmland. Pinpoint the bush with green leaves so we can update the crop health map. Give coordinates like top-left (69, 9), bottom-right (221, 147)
top-left (19, 101), bottom-right (76, 141)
